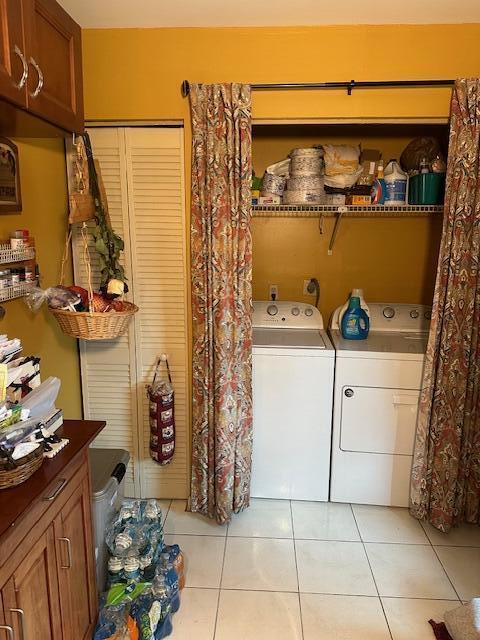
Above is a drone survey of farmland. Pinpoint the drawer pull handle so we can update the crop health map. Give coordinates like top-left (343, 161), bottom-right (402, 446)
top-left (10, 609), bottom-right (25, 640)
top-left (43, 478), bottom-right (67, 501)
top-left (344, 388), bottom-right (354, 398)
top-left (28, 57), bottom-right (43, 98)
top-left (59, 537), bottom-right (72, 569)
top-left (13, 45), bottom-right (28, 90)
top-left (0, 625), bottom-right (14, 640)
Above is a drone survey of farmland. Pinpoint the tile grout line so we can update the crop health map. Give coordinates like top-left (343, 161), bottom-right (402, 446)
top-left (350, 504), bottom-right (395, 640)
top-left (164, 499), bottom-right (172, 523)
top-left (290, 500), bottom-right (305, 640)
top-left (420, 519), bottom-right (462, 602)
top-left (430, 544), bottom-right (462, 602)
top-left (212, 524), bottom-right (229, 640)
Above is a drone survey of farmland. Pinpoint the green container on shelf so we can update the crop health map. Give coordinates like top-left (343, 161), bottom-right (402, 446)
top-left (408, 172), bottom-right (446, 205)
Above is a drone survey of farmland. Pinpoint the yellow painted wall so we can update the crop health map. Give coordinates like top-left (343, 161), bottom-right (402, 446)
top-left (0, 139), bottom-right (82, 418)
top-left (83, 25), bottom-right (480, 121)
top-left (82, 23), bottom-right (479, 320)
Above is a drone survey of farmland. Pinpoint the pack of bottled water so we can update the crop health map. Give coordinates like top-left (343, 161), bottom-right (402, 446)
top-left (94, 499), bottom-right (185, 639)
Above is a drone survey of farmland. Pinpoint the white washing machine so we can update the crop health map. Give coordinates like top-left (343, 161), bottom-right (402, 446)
top-left (251, 301), bottom-right (335, 501)
top-left (329, 303), bottom-right (431, 507)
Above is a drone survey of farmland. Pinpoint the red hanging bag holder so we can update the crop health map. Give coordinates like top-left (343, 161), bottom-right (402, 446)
top-left (147, 355), bottom-right (175, 465)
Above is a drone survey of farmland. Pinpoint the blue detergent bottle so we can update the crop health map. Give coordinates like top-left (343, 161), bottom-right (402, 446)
top-left (341, 296), bottom-right (370, 340)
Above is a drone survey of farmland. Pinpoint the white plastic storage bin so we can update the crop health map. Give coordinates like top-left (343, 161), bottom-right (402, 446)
top-left (89, 448), bottom-right (130, 592)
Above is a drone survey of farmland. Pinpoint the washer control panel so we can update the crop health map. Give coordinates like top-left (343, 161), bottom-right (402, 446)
top-left (330, 302), bottom-right (432, 333)
top-left (253, 301), bottom-right (324, 329)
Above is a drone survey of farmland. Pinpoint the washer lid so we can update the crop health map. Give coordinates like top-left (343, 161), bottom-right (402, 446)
top-left (329, 329), bottom-right (428, 359)
top-left (254, 328), bottom-right (327, 349)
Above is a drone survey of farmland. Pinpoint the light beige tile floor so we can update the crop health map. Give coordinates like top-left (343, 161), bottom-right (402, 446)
top-left (164, 500), bottom-right (476, 639)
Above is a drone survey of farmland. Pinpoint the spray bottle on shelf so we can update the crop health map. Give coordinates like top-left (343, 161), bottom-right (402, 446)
top-left (372, 162), bottom-right (386, 205)
top-left (384, 159), bottom-right (408, 206)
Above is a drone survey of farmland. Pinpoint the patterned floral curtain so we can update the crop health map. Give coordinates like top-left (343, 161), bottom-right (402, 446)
top-left (189, 83), bottom-right (253, 524)
top-left (410, 78), bottom-right (480, 532)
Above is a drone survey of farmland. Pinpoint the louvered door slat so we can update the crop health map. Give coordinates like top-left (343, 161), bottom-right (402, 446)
top-left (125, 127), bottom-right (189, 499)
top-left (72, 128), bottom-right (140, 497)
top-left (72, 126), bottom-right (189, 500)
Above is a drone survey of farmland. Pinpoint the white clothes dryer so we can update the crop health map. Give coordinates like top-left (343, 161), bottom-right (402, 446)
top-left (251, 301), bottom-right (335, 501)
top-left (328, 303), bottom-right (431, 507)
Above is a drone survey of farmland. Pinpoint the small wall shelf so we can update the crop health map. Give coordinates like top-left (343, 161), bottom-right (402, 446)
top-left (252, 204), bottom-right (444, 218)
top-left (0, 244), bottom-right (35, 264)
top-left (0, 282), bottom-right (36, 303)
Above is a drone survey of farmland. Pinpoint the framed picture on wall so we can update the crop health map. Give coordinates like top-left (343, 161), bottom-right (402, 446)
top-left (0, 138), bottom-right (21, 213)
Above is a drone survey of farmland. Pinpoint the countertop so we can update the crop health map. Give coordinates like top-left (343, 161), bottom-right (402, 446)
top-left (0, 419), bottom-right (105, 539)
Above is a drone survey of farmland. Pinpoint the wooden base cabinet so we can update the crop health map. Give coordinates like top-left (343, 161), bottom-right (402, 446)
top-left (54, 478), bottom-right (97, 640)
top-left (0, 421), bottom-right (105, 640)
top-left (2, 526), bottom-right (63, 640)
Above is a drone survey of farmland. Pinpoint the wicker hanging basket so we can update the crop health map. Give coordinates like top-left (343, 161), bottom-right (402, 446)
top-left (50, 224), bottom-right (138, 341)
top-left (0, 444), bottom-right (44, 490)
top-left (50, 301), bottom-right (138, 341)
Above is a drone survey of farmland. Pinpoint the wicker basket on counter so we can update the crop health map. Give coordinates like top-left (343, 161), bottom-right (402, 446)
top-left (0, 444), bottom-right (44, 490)
top-left (51, 301), bottom-right (138, 341)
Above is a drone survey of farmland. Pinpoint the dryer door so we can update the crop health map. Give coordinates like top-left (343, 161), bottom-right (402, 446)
top-left (340, 386), bottom-right (420, 455)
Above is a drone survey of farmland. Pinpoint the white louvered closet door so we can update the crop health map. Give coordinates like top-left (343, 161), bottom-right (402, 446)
top-left (73, 126), bottom-right (189, 500)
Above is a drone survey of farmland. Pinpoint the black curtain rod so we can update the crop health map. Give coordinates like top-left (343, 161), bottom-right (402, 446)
top-left (181, 79), bottom-right (455, 98)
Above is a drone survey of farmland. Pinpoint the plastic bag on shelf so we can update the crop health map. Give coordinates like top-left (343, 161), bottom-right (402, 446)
top-left (21, 377), bottom-right (60, 418)
top-left (323, 144), bottom-right (360, 176)
top-left (24, 286), bottom-right (81, 313)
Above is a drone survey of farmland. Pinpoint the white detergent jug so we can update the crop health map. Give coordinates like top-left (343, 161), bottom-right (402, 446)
top-left (338, 288), bottom-right (370, 326)
top-left (384, 159), bottom-right (407, 206)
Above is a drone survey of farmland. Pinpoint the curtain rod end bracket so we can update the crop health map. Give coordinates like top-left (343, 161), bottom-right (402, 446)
top-left (181, 80), bottom-right (190, 98)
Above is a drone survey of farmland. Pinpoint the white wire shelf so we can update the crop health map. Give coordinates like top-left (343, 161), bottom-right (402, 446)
top-left (252, 204), bottom-right (444, 218)
top-left (0, 281), bottom-right (37, 303)
top-left (0, 244), bottom-right (35, 264)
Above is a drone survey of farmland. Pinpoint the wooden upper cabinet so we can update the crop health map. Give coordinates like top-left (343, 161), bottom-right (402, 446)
top-left (23, 0), bottom-right (83, 132)
top-left (0, 0), bottom-right (27, 107)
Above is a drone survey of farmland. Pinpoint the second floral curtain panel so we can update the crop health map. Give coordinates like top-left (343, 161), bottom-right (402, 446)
top-left (189, 83), bottom-right (253, 524)
top-left (410, 78), bottom-right (480, 532)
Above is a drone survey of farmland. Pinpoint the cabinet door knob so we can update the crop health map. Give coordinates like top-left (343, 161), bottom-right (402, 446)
top-left (344, 388), bottom-right (354, 398)
top-left (10, 609), bottom-right (25, 640)
top-left (28, 57), bottom-right (44, 98)
top-left (0, 625), bottom-right (14, 640)
top-left (59, 537), bottom-right (72, 569)
top-left (13, 46), bottom-right (28, 90)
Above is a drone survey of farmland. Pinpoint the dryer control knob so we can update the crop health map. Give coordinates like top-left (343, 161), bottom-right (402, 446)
top-left (267, 304), bottom-right (278, 316)
top-left (383, 306), bottom-right (395, 319)
top-left (304, 307), bottom-right (313, 317)
top-left (291, 307), bottom-right (300, 316)
top-left (424, 310), bottom-right (432, 320)
top-left (410, 309), bottom-right (419, 319)
top-left (344, 388), bottom-right (354, 398)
